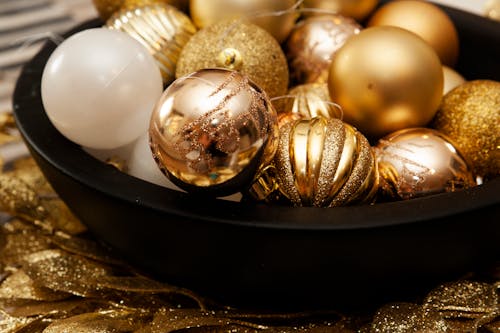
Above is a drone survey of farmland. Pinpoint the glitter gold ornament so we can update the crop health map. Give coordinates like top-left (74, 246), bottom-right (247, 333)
top-left (374, 127), bottom-right (476, 200)
top-left (189, 0), bottom-right (299, 43)
top-left (285, 14), bottom-right (361, 84)
top-left (303, 0), bottom-right (379, 22)
top-left (431, 80), bottom-right (500, 180)
top-left (367, 0), bottom-right (459, 67)
top-left (149, 68), bottom-right (278, 197)
top-left (328, 26), bottom-right (443, 140)
top-left (175, 19), bottom-right (289, 98)
top-left (250, 117), bottom-right (378, 207)
top-left (92, 0), bottom-right (188, 21)
top-left (442, 66), bottom-right (466, 95)
top-left (106, 3), bottom-right (196, 85)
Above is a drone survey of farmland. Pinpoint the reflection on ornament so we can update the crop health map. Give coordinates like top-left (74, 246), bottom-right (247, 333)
top-left (92, 0), bottom-right (189, 21)
top-left (328, 26), bottom-right (443, 140)
top-left (250, 117), bottom-right (378, 207)
top-left (442, 66), bottom-right (465, 95)
top-left (149, 68), bottom-right (278, 197)
top-left (176, 19), bottom-right (289, 98)
top-left (41, 28), bottom-right (163, 150)
top-left (367, 0), bottom-right (459, 66)
top-left (302, 0), bottom-right (378, 22)
top-left (285, 14), bottom-right (361, 84)
top-left (431, 80), bottom-right (500, 180)
top-left (374, 128), bottom-right (475, 200)
top-left (189, 0), bottom-right (299, 43)
top-left (106, 3), bottom-right (196, 85)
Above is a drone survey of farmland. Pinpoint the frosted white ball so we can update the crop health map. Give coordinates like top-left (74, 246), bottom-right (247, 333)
top-left (41, 28), bottom-right (163, 150)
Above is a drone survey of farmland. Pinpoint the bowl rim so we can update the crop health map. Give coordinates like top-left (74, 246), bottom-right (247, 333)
top-left (13, 13), bottom-right (500, 232)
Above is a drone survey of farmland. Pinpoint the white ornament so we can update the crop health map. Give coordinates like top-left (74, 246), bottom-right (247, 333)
top-left (41, 28), bottom-right (163, 150)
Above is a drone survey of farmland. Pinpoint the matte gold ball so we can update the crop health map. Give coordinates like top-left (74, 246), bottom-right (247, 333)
top-left (303, 0), bottom-right (379, 22)
top-left (176, 19), bottom-right (289, 98)
top-left (367, 0), bottom-right (459, 67)
top-left (250, 117), bottom-right (379, 207)
top-left (149, 68), bottom-right (278, 197)
top-left (106, 3), bottom-right (196, 85)
top-left (431, 80), bottom-right (500, 180)
top-left (285, 14), bottom-right (361, 84)
top-left (189, 0), bottom-right (299, 43)
top-left (328, 26), bottom-right (443, 140)
top-left (375, 128), bottom-right (476, 200)
top-left (93, 0), bottom-right (188, 21)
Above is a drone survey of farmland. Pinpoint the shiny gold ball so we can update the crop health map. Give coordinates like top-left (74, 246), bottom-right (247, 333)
top-left (374, 127), bottom-right (476, 201)
top-left (176, 19), bottom-right (289, 98)
top-left (303, 0), bottom-right (378, 22)
top-left (328, 26), bottom-right (443, 140)
top-left (431, 80), bottom-right (500, 180)
top-left (367, 0), bottom-right (459, 67)
top-left (189, 0), bottom-right (299, 43)
top-left (149, 68), bottom-right (278, 196)
top-left (93, 0), bottom-right (188, 21)
top-left (442, 66), bottom-right (466, 95)
top-left (285, 14), bottom-right (361, 84)
top-left (249, 117), bottom-right (379, 207)
top-left (106, 3), bottom-right (196, 85)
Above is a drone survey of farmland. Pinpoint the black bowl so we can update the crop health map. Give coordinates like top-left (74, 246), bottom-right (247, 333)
top-left (13, 4), bottom-right (500, 312)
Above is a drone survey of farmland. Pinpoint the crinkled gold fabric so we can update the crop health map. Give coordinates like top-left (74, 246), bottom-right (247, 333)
top-left (1, 116), bottom-right (499, 332)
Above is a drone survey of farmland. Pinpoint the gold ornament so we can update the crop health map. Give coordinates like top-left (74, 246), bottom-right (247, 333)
top-left (250, 117), bottom-right (378, 207)
top-left (302, 0), bottom-right (378, 22)
top-left (431, 80), bottom-right (500, 180)
top-left (149, 68), bottom-right (278, 196)
top-left (285, 14), bottom-right (361, 84)
top-left (106, 3), bottom-right (196, 85)
top-left (367, 0), bottom-right (459, 67)
top-left (374, 127), bottom-right (476, 200)
top-left (442, 65), bottom-right (466, 95)
top-left (189, 0), bottom-right (299, 43)
top-left (93, 0), bottom-right (188, 21)
top-left (328, 26), bottom-right (443, 140)
top-left (485, 0), bottom-right (500, 21)
top-left (176, 19), bottom-right (289, 98)
top-left (273, 83), bottom-right (342, 121)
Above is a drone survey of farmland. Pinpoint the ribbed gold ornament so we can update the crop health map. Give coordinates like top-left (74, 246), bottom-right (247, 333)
top-left (249, 117), bottom-right (378, 207)
top-left (93, 0), bottom-right (189, 21)
top-left (106, 3), bottom-right (196, 85)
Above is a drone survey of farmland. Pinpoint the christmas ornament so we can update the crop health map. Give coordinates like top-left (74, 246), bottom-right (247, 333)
top-left (106, 3), bottom-right (196, 85)
top-left (367, 0), bottom-right (459, 67)
top-left (374, 128), bottom-right (475, 200)
top-left (250, 117), bottom-right (378, 207)
top-left (273, 83), bottom-right (342, 120)
top-left (41, 28), bottom-right (163, 150)
top-left (176, 19), bottom-right (289, 99)
top-left (328, 26), bottom-right (443, 140)
top-left (92, 0), bottom-right (188, 21)
top-left (149, 68), bottom-right (278, 196)
top-left (431, 80), bottom-right (500, 180)
top-left (485, 0), bottom-right (500, 21)
top-left (189, 0), bottom-right (299, 43)
top-left (442, 66), bottom-right (465, 95)
top-left (302, 0), bottom-right (378, 22)
top-left (285, 14), bottom-right (361, 84)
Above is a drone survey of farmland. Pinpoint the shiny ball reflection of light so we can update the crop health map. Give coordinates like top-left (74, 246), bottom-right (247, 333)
top-left (41, 28), bottom-right (163, 150)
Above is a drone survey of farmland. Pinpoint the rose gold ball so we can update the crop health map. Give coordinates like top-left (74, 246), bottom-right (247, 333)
top-left (149, 68), bottom-right (278, 196)
top-left (285, 15), bottom-right (361, 84)
top-left (375, 127), bottom-right (476, 200)
top-left (367, 0), bottom-right (459, 67)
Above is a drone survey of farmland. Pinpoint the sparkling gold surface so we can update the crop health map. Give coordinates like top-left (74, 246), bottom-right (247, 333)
top-left (149, 68), bottom-right (278, 195)
top-left (374, 127), bottom-right (476, 200)
top-left (106, 3), bottom-right (196, 85)
top-left (253, 117), bottom-right (378, 207)
top-left (431, 80), bottom-right (500, 180)
top-left (328, 26), bottom-right (444, 140)
top-left (189, 0), bottom-right (299, 43)
top-left (367, 0), bottom-right (459, 67)
top-left (302, 0), bottom-right (378, 22)
top-left (176, 19), bottom-right (289, 98)
top-left (285, 14), bottom-right (361, 85)
top-left (92, 0), bottom-right (188, 20)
